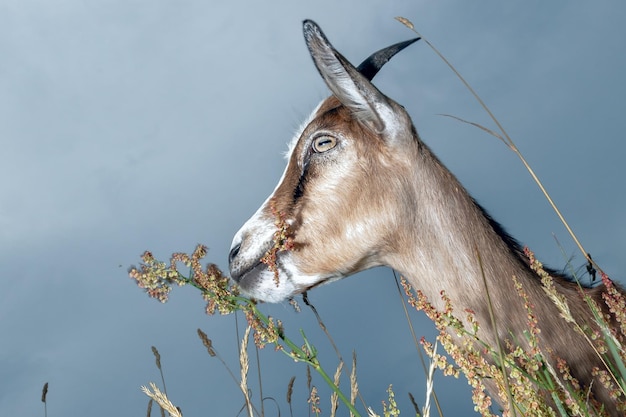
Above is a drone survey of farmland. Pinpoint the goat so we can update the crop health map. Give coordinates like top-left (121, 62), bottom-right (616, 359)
top-left (228, 20), bottom-right (623, 415)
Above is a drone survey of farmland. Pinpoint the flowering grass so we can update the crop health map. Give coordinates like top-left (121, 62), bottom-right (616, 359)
top-left (399, 250), bottom-right (626, 416)
top-left (129, 243), bottom-right (366, 416)
top-left (129, 240), bottom-right (626, 416)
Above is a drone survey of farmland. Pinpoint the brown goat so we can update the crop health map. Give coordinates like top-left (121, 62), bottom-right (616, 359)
top-left (229, 20), bottom-right (624, 415)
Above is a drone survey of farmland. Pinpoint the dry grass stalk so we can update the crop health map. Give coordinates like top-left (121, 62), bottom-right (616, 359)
top-left (141, 382), bottom-right (182, 417)
top-left (286, 376), bottom-right (296, 417)
top-left (423, 342), bottom-right (438, 417)
top-left (395, 15), bottom-right (598, 273)
top-left (151, 345), bottom-right (168, 408)
top-left (41, 382), bottom-right (48, 403)
top-left (41, 382), bottom-right (48, 417)
top-left (330, 360), bottom-right (344, 416)
top-left (408, 392), bottom-right (421, 417)
top-left (239, 325), bottom-right (253, 417)
top-left (350, 352), bottom-right (359, 417)
top-left (197, 327), bottom-right (241, 387)
top-left (151, 346), bottom-right (162, 369)
top-left (197, 328), bottom-right (216, 357)
top-left (367, 407), bottom-right (379, 417)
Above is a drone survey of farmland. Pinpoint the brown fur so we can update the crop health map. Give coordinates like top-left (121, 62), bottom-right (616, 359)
top-left (266, 96), bottom-right (624, 414)
top-left (230, 22), bottom-right (625, 414)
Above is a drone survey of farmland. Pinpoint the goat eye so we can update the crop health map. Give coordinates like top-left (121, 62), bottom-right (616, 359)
top-left (312, 135), bottom-right (337, 153)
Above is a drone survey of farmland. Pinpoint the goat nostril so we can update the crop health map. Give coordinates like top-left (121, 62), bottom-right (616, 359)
top-left (229, 243), bottom-right (241, 265)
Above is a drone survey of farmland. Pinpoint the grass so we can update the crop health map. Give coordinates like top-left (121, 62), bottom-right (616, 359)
top-left (127, 16), bottom-right (626, 417)
top-left (128, 243), bottom-right (626, 416)
top-left (129, 245), bottom-right (367, 416)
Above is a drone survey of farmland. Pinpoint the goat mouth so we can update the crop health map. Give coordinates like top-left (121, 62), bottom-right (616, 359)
top-left (233, 259), bottom-right (291, 292)
top-left (232, 259), bottom-right (344, 303)
top-left (231, 261), bottom-right (266, 287)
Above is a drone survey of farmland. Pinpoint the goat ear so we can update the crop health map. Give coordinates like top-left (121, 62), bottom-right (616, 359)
top-left (303, 20), bottom-right (397, 133)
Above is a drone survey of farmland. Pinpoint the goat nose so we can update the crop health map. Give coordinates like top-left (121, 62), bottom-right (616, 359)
top-left (229, 242), bottom-right (241, 265)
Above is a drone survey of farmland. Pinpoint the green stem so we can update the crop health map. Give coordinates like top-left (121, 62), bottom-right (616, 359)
top-left (180, 272), bottom-right (362, 416)
top-left (309, 356), bottom-right (360, 416)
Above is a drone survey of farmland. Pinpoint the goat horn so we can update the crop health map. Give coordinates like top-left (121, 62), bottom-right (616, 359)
top-left (357, 37), bottom-right (420, 81)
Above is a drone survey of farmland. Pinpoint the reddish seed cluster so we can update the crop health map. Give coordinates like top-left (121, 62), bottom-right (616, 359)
top-left (602, 272), bottom-right (626, 337)
top-left (260, 200), bottom-right (295, 286)
top-left (129, 240), bottom-right (626, 415)
top-left (399, 258), bottom-right (626, 416)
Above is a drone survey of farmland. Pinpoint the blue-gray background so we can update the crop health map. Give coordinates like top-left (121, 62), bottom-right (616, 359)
top-left (1, 1), bottom-right (624, 415)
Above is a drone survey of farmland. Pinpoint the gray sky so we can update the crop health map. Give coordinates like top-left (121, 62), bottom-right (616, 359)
top-left (1, 1), bottom-right (625, 416)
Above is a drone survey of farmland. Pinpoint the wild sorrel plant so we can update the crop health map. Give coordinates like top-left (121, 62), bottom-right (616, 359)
top-left (130, 240), bottom-right (625, 416)
top-left (399, 248), bottom-right (626, 417)
top-left (129, 243), bottom-right (363, 416)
